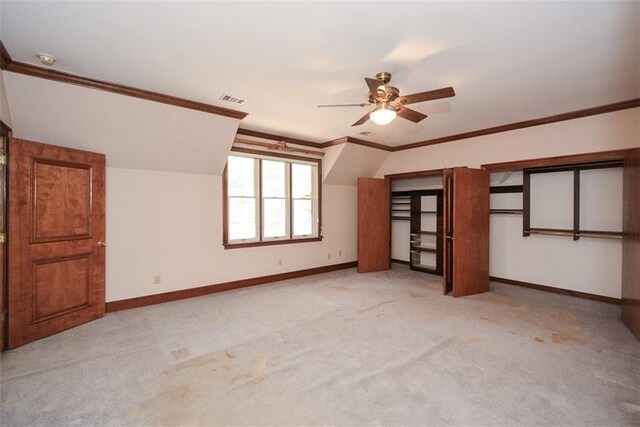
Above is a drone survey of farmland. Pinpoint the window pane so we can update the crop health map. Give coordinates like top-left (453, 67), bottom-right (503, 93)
top-left (262, 160), bottom-right (286, 198)
top-left (293, 199), bottom-right (313, 236)
top-left (292, 163), bottom-right (313, 199)
top-left (229, 198), bottom-right (256, 240)
top-left (264, 198), bottom-right (287, 238)
top-left (228, 156), bottom-right (255, 197)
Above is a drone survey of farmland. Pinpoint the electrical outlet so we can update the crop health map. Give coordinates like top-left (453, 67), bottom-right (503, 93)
top-left (339, 250), bottom-right (342, 257)
top-left (154, 275), bottom-right (161, 285)
top-left (278, 259), bottom-right (283, 266)
top-left (327, 252), bottom-right (331, 260)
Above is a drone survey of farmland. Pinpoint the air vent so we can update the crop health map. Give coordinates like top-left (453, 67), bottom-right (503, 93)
top-left (220, 94), bottom-right (247, 105)
top-left (359, 131), bottom-right (375, 136)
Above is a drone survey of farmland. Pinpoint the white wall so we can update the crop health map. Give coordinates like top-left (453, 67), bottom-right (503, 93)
top-left (323, 143), bottom-right (389, 185)
top-left (106, 167), bottom-right (357, 302)
top-left (3, 72), bottom-right (359, 303)
top-left (3, 73), bottom-right (240, 175)
top-left (378, 108), bottom-right (639, 172)
top-left (377, 108), bottom-right (640, 298)
top-left (0, 71), bottom-right (11, 127)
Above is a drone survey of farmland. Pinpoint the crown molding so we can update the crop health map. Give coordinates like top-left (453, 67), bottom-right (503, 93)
top-left (392, 98), bottom-right (640, 152)
top-left (235, 128), bottom-right (320, 148)
top-left (5, 61), bottom-right (248, 120)
top-left (0, 40), bottom-right (247, 120)
top-left (481, 148), bottom-right (635, 172)
top-left (3, 40), bottom-right (637, 153)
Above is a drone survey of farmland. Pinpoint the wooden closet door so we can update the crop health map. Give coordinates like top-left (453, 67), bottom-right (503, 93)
top-left (0, 129), bottom-right (7, 350)
top-left (8, 139), bottom-right (106, 348)
top-left (450, 167), bottom-right (490, 297)
top-left (442, 169), bottom-right (454, 294)
top-left (622, 148), bottom-right (640, 340)
top-left (358, 177), bottom-right (390, 273)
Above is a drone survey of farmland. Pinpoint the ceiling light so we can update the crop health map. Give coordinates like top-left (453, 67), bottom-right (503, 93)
top-left (370, 103), bottom-right (397, 126)
top-left (36, 53), bottom-right (57, 66)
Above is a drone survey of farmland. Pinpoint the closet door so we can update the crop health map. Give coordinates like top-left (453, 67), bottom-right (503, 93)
top-left (443, 169), bottom-right (454, 294)
top-left (622, 148), bottom-right (640, 340)
top-left (443, 167), bottom-right (490, 297)
top-left (358, 177), bottom-right (390, 273)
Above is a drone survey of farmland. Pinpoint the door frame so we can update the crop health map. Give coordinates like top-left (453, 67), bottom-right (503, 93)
top-left (0, 120), bottom-right (10, 351)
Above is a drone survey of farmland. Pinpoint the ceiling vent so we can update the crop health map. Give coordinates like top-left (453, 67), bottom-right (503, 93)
top-left (359, 131), bottom-right (375, 136)
top-left (220, 94), bottom-right (247, 105)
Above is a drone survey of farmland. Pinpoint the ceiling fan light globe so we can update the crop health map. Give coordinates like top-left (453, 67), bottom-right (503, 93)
top-left (370, 108), bottom-right (397, 125)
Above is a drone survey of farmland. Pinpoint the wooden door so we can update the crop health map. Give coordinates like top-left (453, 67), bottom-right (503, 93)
top-left (358, 177), bottom-right (390, 273)
top-left (445, 167), bottom-right (490, 297)
top-left (442, 169), bottom-right (454, 294)
top-left (8, 139), bottom-right (106, 348)
top-left (622, 148), bottom-right (640, 340)
top-left (0, 125), bottom-right (8, 350)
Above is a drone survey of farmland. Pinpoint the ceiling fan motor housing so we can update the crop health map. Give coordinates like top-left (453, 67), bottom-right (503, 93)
top-left (375, 71), bottom-right (392, 84)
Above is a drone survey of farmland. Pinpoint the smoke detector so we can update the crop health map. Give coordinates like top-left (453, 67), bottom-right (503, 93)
top-left (36, 53), bottom-right (57, 66)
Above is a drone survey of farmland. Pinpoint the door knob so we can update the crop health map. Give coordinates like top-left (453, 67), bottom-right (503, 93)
top-left (97, 241), bottom-right (107, 247)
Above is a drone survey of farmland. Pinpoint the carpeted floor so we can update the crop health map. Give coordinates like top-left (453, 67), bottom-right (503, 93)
top-left (1, 264), bottom-right (639, 426)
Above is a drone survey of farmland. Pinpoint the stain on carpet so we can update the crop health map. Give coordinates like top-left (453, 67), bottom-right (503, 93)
top-left (163, 353), bottom-right (218, 375)
top-left (170, 348), bottom-right (191, 361)
top-left (331, 285), bottom-right (349, 292)
top-left (534, 337), bottom-right (545, 343)
top-left (550, 330), bottom-right (586, 345)
top-left (618, 401), bottom-right (640, 414)
top-left (479, 316), bottom-right (501, 324)
top-left (358, 300), bottom-right (397, 315)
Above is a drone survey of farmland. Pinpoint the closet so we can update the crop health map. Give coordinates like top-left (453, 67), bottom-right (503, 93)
top-left (483, 148), bottom-right (640, 341)
top-left (358, 167), bottom-right (489, 297)
top-left (391, 177), bottom-right (443, 275)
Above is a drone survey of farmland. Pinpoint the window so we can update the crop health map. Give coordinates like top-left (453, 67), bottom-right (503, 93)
top-left (224, 149), bottom-right (321, 248)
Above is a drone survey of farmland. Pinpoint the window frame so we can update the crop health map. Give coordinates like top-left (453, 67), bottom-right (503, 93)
top-left (223, 147), bottom-right (322, 249)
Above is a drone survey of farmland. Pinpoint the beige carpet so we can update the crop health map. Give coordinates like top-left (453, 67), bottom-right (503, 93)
top-left (2, 264), bottom-right (639, 425)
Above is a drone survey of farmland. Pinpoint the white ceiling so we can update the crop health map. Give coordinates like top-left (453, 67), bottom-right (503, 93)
top-left (1, 1), bottom-right (638, 147)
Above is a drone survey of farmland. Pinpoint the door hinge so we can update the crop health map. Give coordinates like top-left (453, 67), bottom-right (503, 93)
top-left (0, 233), bottom-right (5, 244)
top-left (0, 311), bottom-right (5, 322)
top-left (0, 154), bottom-right (6, 166)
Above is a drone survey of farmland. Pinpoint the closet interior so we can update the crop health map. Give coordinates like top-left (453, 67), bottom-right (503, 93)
top-left (391, 176), bottom-right (444, 275)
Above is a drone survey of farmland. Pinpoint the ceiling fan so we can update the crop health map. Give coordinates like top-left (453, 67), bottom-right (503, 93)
top-left (318, 72), bottom-right (455, 126)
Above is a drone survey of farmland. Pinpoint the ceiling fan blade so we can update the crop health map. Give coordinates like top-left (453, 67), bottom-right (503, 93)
top-left (396, 106), bottom-right (428, 123)
top-left (397, 87), bottom-right (455, 105)
top-left (351, 112), bottom-right (371, 126)
top-left (318, 103), bottom-right (368, 108)
top-left (365, 77), bottom-right (382, 94)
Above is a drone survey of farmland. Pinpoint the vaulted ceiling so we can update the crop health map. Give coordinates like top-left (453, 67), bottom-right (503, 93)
top-left (1, 1), bottom-right (638, 147)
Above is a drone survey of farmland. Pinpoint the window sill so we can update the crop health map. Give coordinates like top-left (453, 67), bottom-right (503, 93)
top-left (224, 236), bottom-right (323, 249)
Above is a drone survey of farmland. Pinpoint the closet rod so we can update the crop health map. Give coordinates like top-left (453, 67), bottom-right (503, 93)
top-left (527, 229), bottom-right (622, 239)
top-left (490, 209), bottom-right (523, 215)
top-left (528, 229), bottom-right (573, 237)
top-left (577, 232), bottom-right (622, 240)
